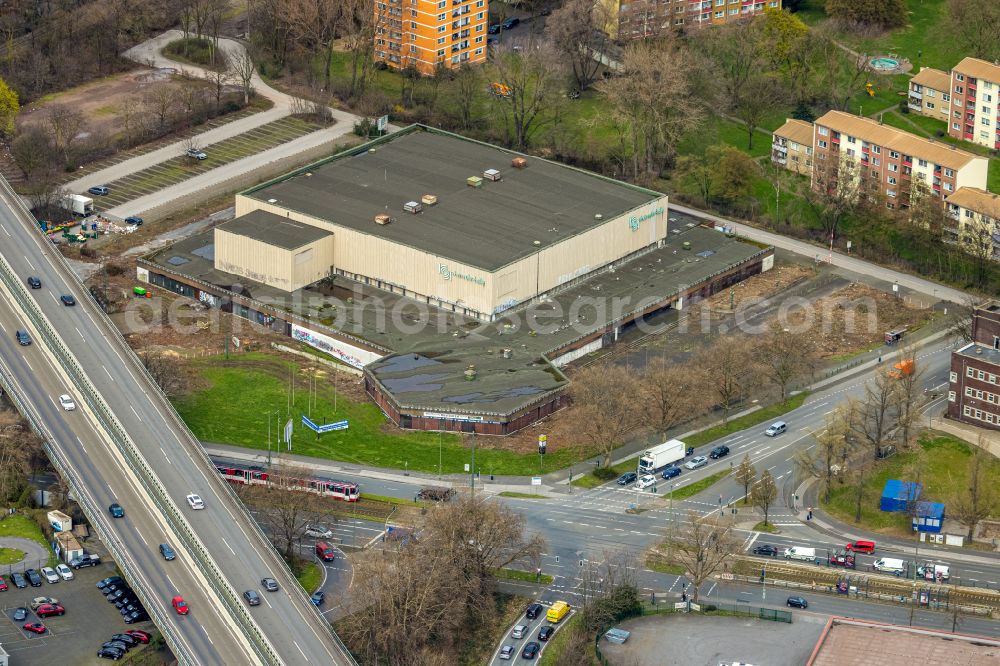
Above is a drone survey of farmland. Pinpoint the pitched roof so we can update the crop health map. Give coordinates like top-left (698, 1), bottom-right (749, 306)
top-left (773, 118), bottom-right (813, 146)
top-left (953, 57), bottom-right (1000, 83)
top-left (910, 67), bottom-right (950, 91)
top-left (947, 187), bottom-right (1000, 219)
top-left (814, 111), bottom-right (983, 171)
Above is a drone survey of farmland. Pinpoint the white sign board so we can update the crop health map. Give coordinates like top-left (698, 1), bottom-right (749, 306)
top-left (377, 115), bottom-right (389, 132)
top-left (531, 477), bottom-right (542, 486)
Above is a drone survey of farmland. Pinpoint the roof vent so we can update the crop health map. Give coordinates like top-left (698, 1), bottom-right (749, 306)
top-left (464, 364), bottom-right (477, 381)
top-left (403, 201), bottom-right (423, 214)
top-left (267, 198), bottom-right (277, 204)
top-left (421, 194), bottom-right (438, 206)
top-left (501, 348), bottom-right (513, 359)
top-left (533, 240), bottom-right (541, 246)
top-left (976, 346), bottom-right (983, 354)
top-left (484, 168), bottom-right (502, 181)
top-left (511, 157), bottom-right (527, 169)
top-left (467, 176), bottom-right (483, 188)
top-left (595, 213), bottom-right (603, 220)
top-left (375, 214), bottom-right (391, 225)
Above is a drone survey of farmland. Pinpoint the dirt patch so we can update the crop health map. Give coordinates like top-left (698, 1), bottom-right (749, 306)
top-left (703, 263), bottom-right (814, 311)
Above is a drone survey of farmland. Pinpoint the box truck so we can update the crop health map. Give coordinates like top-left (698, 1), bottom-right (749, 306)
top-left (783, 547), bottom-right (816, 561)
top-left (60, 194), bottom-right (94, 217)
top-left (637, 439), bottom-right (686, 474)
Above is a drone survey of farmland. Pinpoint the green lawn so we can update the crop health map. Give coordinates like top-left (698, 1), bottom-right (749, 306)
top-left (495, 568), bottom-right (554, 585)
top-left (678, 115), bottom-right (774, 159)
top-left (0, 514), bottom-right (55, 567)
top-left (683, 393), bottom-right (809, 449)
top-left (538, 613), bottom-right (583, 666)
top-left (296, 561), bottom-right (323, 593)
top-left (174, 353), bottom-right (590, 475)
top-left (665, 470), bottom-right (730, 501)
top-left (646, 557), bottom-right (686, 576)
top-left (794, 0), bottom-right (967, 72)
top-left (498, 492), bottom-right (548, 499)
top-left (754, 521), bottom-right (780, 533)
top-left (823, 433), bottom-right (998, 531)
top-left (0, 547), bottom-right (24, 565)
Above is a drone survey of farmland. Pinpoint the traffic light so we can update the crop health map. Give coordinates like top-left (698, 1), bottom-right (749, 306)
top-left (538, 435), bottom-right (547, 455)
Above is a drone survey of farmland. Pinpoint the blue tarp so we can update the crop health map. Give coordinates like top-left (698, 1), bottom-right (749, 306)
top-left (880, 479), bottom-right (922, 513)
top-left (912, 502), bottom-right (945, 533)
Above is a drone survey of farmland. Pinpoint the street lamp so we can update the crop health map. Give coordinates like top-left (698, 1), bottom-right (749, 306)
top-left (266, 409), bottom-right (280, 467)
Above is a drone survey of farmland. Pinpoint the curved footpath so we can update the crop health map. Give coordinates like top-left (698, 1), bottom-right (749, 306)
top-left (0, 535), bottom-right (50, 569)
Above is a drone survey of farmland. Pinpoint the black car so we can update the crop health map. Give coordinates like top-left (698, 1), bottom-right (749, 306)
top-left (60, 294), bottom-right (76, 306)
top-left (686, 446), bottom-right (695, 456)
top-left (120, 603), bottom-right (144, 616)
top-left (114, 597), bottom-right (138, 610)
top-left (26, 276), bottom-right (41, 289)
top-left (488, 23), bottom-right (501, 34)
top-left (661, 465), bottom-right (681, 480)
top-left (110, 633), bottom-right (138, 647)
top-left (502, 17), bottom-right (519, 29)
top-left (244, 589), bottom-right (261, 606)
top-left (25, 569), bottom-right (42, 587)
top-left (616, 472), bottom-right (637, 486)
top-left (71, 554), bottom-right (101, 569)
top-left (752, 544), bottom-right (779, 557)
top-left (11, 572), bottom-right (27, 588)
top-left (108, 589), bottom-right (132, 603)
top-left (123, 610), bottom-right (149, 624)
top-left (525, 603), bottom-right (543, 619)
top-left (124, 217), bottom-right (143, 226)
top-left (97, 576), bottom-right (124, 590)
top-left (102, 583), bottom-right (127, 596)
top-left (102, 640), bottom-right (130, 653)
top-left (538, 625), bottom-right (554, 641)
top-left (15, 329), bottom-right (31, 346)
top-left (786, 595), bottom-right (808, 609)
top-left (97, 646), bottom-right (125, 660)
top-left (709, 445), bottom-right (730, 459)
top-left (159, 543), bottom-right (176, 561)
top-left (522, 641), bottom-right (540, 659)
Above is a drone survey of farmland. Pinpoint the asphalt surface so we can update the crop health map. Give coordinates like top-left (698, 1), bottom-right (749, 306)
top-left (0, 188), bottom-right (354, 663)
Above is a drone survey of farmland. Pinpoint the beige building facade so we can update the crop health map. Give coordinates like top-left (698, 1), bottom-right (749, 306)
top-left (946, 187), bottom-right (1000, 260)
top-left (948, 57), bottom-right (1000, 150)
top-left (908, 67), bottom-right (952, 123)
top-left (771, 118), bottom-right (814, 175)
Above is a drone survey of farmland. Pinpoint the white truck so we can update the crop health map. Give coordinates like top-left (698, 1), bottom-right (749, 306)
top-left (783, 546), bottom-right (816, 561)
top-left (61, 194), bottom-right (94, 217)
top-left (637, 439), bottom-right (687, 474)
top-left (873, 557), bottom-right (907, 575)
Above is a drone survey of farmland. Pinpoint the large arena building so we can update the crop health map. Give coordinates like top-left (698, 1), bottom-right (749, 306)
top-left (226, 126), bottom-right (669, 321)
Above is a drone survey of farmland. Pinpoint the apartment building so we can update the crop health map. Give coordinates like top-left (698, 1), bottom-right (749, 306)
top-left (374, 0), bottom-right (488, 75)
top-left (947, 57), bottom-right (1000, 150)
top-left (948, 302), bottom-right (1000, 431)
top-left (771, 118), bottom-right (814, 175)
top-left (605, 0), bottom-right (781, 41)
top-left (907, 67), bottom-right (951, 123)
top-left (945, 187), bottom-right (1000, 259)
top-left (810, 111), bottom-right (988, 210)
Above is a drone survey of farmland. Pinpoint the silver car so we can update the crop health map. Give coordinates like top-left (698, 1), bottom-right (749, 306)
top-left (511, 624), bottom-right (528, 639)
top-left (41, 567), bottom-right (59, 584)
top-left (499, 644), bottom-right (515, 660)
top-left (684, 456), bottom-right (708, 470)
top-left (304, 525), bottom-right (333, 539)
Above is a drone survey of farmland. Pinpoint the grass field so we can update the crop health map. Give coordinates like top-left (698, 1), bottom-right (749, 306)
top-left (296, 561), bottom-right (323, 593)
top-left (823, 432), bottom-right (998, 532)
top-left (0, 514), bottom-right (55, 566)
top-left (498, 492), bottom-right (548, 499)
top-left (665, 470), bottom-right (730, 501)
top-left (174, 353), bottom-right (590, 475)
top-left (0, 547), bottom-right (24, 565)
top-left (538, 613), bottom-right (583, 666)
top-left (495, 568), bottom-right (554, 585)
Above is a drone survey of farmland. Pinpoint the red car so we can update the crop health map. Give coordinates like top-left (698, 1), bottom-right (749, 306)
top-left (126, 629), bottom-right (151, 644)
top-left (36, 604), bottom-right (65, 618)
top-left (0, 576), bottom-right (7, 591)
top-left (23, 622), bottom-right (47, 634)
top-left (172, 595), bottom-right (189, 615)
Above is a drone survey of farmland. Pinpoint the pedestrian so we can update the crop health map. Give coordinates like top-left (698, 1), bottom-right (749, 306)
top-left (807, 507), bottom-right (813, 520)
top-left (682, 591), bottom-right (687, 602)
top-left (719, 494), bottom-right (723, 505)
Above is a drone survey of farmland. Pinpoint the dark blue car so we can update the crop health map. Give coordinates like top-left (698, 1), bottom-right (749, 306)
top-left (616, 472), bottom-right (637, 486)
top-left (87, 186), bottom-right (110, 196)
top-left (661, 465), bottom-right (681, 480)
top-left (310, 591), bottom-right (325, 606)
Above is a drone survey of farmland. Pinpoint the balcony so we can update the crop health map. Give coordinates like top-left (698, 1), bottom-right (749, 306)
top-left (910, 87), bottom-right (923, 98)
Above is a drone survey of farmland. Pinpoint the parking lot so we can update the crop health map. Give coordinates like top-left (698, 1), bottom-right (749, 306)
top-left (0, 559), bottom-right (158, 664)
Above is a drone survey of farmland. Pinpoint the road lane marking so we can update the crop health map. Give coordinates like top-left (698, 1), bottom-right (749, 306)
top-left (76, 436), bottom-right (87, 455)
top-left (293, 641), bottom-right (307, 660)
top-left (160, 447), bottom-right (171, 465)
top-left (129, 404), bottom-right (141, 420)
top-left (49, 292), bottom-right (58, 305)
top-left (135, 530), bottom-right (148, 547)
top-left (103, 365), bottom-right (114, 381)
top-left (75, 327), bottom-right (84, 339)
top-left (23, 255), bottom-right (34, 270)
top-left (202, 625), bottom-right (214, 645)
top-left (224, 541), bottom-right (236, 556)
top-left (1, 224), bottom-right (9, 236)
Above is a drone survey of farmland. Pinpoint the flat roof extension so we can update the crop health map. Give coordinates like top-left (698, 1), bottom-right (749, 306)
top-left (216, 210), bottom-right (332, 250)
top-left (243, 126), bottom-right (662, 272)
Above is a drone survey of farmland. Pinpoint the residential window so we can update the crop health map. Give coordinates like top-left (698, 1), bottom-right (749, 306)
top-left (953, 122), bottom-right (961, 130)
top-left (887, 189), bottom-right (896, 197)
top-left (847, 136), bottom-right (856, 144)
top-left (926, 90), bottom-right (936, 98)
top-left (955, 85), bottom-right (964, 94)
top-left (888, 176), bottom-right (897, 185)
top-left (948, 390), bottom-right (956, 402)
top-left (889, 151), bottom-right (899, 159)
top-left (944, 183), bottom-right (954, 192)
top-left (818, 127), bottom-right (829, 136)
top-left (411, 21), bottom-right (417, 28)
top-left (943, 93), bottom-right (950, 102)
top-left (982, 117), bottom-right (992, 126)
top-left (437, 12), bottom-right (446, 19)
top-left (438, 36), bottom-right (445, 44)
top-left (926, 102), bottom-right (935, 110)
top-left (968, 366), bottom-right (976, 378)
top-left (871, 146), bottom-right (881, 154)
top-left (475, 47), bottom-right (483, 54)
top-left (873, 157), bottom-right (880, 166)
top-left (956, 73), bottom-right (965, 81)
top-left (888, 164), bottom-right (898, 172)
top-left (818, 140), bottom-right (828, 148)
top-left (950, 371), bottom-right (958, 382)
top-left (475, 35), bottom-right (482, 42)
top-left (944, 168), bottom-right (954, 177)
top-left (437, 49), bottom-right (445, 56)
top-left (918, 159), bottom-right (928, 167)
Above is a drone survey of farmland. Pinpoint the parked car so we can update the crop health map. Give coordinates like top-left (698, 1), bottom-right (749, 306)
top-left (25, 569), bottom-right (42, 586)
top-left (488, 23), bottom-right (501, 34)
top-left (71, 554), bottom-right (101, 569)
top-left (114, 597), bottom-right (139, 610)
top-left (185, 148), bottom-right (208, 160)
top-left (159, 543), bottom-right (176, 561)
top-left (845, 540), bottom-right (876, 554)
top-left (709, 445), bottom-right (730, 459)
top-left (186, 493), bottom-right (205, 509)
top-left (499, 644), bottom-right (515, 660)
top-left (243, 590), bottom-right (261, 606)
top-left (120, 603), bottom-right (144, 616)
top-left (40, 567), bottom-right (59, 584)
top-left (27, 276), bottom-right (41, 289)
top-left (511, 624), bottom-right (527, 639)
top-left (30, 597), bottom-right (58, 610)
top-left (109, 503), bottom-right (125, 518)
top-left (15, 329), bottom-right (31, 346)
top-left (304, 525), bottom-right (333, 539)
top-left (0, 576), bottom-right (7, 591)
top-left (752, 544), bottom-right (779, 557)
top-left (261, 577), bottom-right (279, 592)
top-left (172, 595), bottom-right (189, 615)
top-left (126, 630), bottom-right (151, 643)
top-left (124, 217), bottom-right (143, 226)
top-left (110, 633), bottom-right (138, 648)
top-left (661, 465), bottom-right (681, 480)
top-left (96, 576), bottom-right (123, 591)
top-left (55, 564), bottom-right (74, 581)
top-left (310, 591), bottom-right (325, 606)
top-left (102, 640), bottom-right (129, 653)
top-left (36, 604), bottom-right (65, 618)
top-left (60, 294), bottom-right (76, 306)
top-left (23, 622), bottom-right (47, 634)
top-left (522, 641), bottom-right (540, 659)
top-left (786, 595), bottom-right (808, 609)
top-left (59, 394), bottom-right (76, 410)
top-left (97, 646), bottom-right (125, 660)
top-left (108, 589), bottom-right (132, 603)
top-left (88, 186), bottom-right (110, 196)
top-left (684, 456), bottom-right (708, 470)
top-left (616, 472), bottom-right (637, 486)
top-left (525, 603), bottom-right (543, 619)
top-left (502, 17), bottom-right (519, 29)
top-left (123, 610), bottom-right (150, 624)
top-left (538, 625), bottom-right (554, 641)
top-left (102, 582), bottom-right (127, 596)
top-left (11, 572), bottom-right (27, 588)
top-left (13, 607), bottom-right (28, 620)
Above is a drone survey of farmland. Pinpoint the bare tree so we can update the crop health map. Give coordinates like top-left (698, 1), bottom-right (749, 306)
top-left (447, 65), bottom-right (483, 130)
top-left (733, 455), bottom-right (756, 504)
top-left (286, 0), bottom-right (341, 93)
top-left (230, 48), bottom-right (256, 106)
top-left (341, 0), bottom-right (379, 99)
top-left (143, 86), bottom-right (179, 133)
top-left (795, 407), bottom-right (849, 503)
top-left (640, 358), bottom-right (705, 440)
top-left (948, 0), bottom-right (1000, 61)
top-left (847, 371), bottom-right (899, 460)
top-left (137, 347), bottom-right (189, 397)
top-left (206, 52), bottom-right (233, 112)
top-left (692, 335), bottom-right (760, 424)
top-left (751, 469), bottom-right (778, 526)
top-left (240, 465), bottom-right (320, 565)
top-left (732, 70), bottom-right (784, 151)
top-left (490, 44), bottom-right (565, 150)
top-left (577, 550), bottom-right (641, 631)
top-left (45, 106), bottom-right (87, 167)
top-left (892, 345), bottom-right (924, 450)
top-left (569, 363), bottom-right (642, 468)
top-left (547, 0), bottom-right (612, 91)
top-left (949, 440), bottom-right (997, 541)
top-left (0, 411), bottom-right (38, 504)
top-left (669, 511), bottom-right (740, 602)
top-left (757, 325), bottom-right (815, 401)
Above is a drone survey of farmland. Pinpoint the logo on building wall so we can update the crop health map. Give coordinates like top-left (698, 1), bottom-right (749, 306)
top-left (628, 206), bottom-right (665, 231)
top-left (439, 264), bottom-right (486, 286)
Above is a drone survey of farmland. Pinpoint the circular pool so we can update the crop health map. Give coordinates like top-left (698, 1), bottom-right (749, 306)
top-left (870, 57), bottom-right (899, 71)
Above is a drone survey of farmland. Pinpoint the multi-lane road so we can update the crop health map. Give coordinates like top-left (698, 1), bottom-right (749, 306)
top-left (0, 183), bottom-right (354, 663)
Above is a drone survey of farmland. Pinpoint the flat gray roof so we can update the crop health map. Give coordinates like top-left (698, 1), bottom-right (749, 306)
top-left (216, 210), bottom-right (331, 250)
top-left (244, 126), bottom-right (661, 271)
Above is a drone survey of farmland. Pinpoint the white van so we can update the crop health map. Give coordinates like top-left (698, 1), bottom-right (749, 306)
top-left (783, 546), bottom-right (816, 561)
top-left (873, 558), bottom-right (907, 575)
top-left (765, 421), bottom-right (787, 436)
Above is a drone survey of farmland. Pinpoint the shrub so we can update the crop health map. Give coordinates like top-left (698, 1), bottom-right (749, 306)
top-left (592, 467), bottom-right (619, 481)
